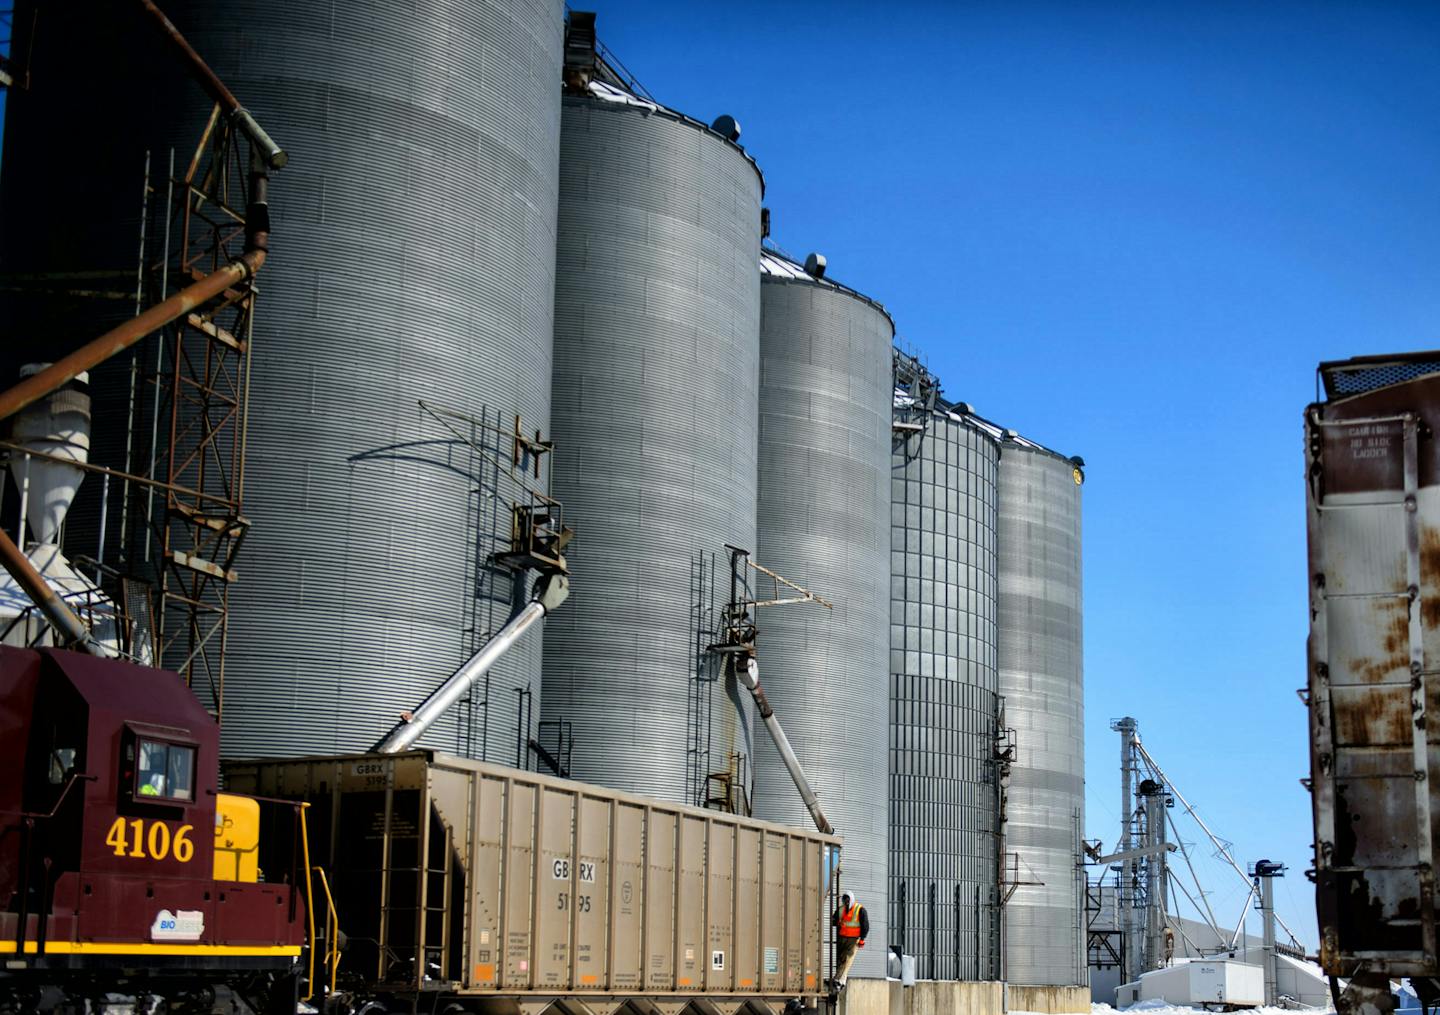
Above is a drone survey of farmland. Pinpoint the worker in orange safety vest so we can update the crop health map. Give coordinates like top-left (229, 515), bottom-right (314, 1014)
top-left (830, 890), bottom-right (869, 990)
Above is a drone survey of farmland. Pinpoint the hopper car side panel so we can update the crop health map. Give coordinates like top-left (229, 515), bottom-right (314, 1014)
top-left (225, 751), bottom-right (840, 1004)
top-left (1305, 367), bottom-right (1440, 981)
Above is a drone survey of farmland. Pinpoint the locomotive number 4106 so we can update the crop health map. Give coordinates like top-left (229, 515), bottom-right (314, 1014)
top-left (105, 818), bottom-right (195, 862)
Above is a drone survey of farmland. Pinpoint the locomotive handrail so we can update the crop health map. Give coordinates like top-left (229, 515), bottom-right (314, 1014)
top-left (231, 790), bottom-right (319, 809)
top-left (0, 773), bottom-right (96, 822)
top-left (8, 774), bottom-right (95, 957)
top-left (299, 803), bottom-right (319, 1002)
top-left (312, 865), bottom-right (342, 996)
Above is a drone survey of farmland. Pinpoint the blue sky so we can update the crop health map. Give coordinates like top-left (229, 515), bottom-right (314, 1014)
top-left (582, 0), bottom-right (1440, 949)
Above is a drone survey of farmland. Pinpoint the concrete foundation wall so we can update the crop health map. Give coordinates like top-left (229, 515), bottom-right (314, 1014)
top-left (1006, 984), bottom-right (1091, 1013)
top-left (838, 978), bottom-right (1085, 1015)
top-left (840, 979), bottom-right (1004, 1015)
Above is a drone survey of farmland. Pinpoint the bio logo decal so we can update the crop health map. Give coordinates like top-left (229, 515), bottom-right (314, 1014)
top-left (151, 909), bottom-right (205, 942)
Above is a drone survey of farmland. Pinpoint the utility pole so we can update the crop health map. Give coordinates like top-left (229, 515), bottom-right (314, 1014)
top-left (1252, 860), bottom-right (1285, 1006)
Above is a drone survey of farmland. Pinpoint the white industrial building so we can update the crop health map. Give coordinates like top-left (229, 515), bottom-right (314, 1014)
top-left (1089, 885), bottom-right (1331, 1008)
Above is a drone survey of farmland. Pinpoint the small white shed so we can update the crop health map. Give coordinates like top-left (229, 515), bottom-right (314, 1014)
top-left (1134, 958), bottom-right (1265, 1008)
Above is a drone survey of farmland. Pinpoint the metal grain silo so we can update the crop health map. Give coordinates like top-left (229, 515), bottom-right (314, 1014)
top-left (750, 251), bottom-right (893, 978)
top-left (996, 439), bottom-right (1086, 987)
top-left (889, 377), bottom-right (1003, 981)
top-left (1, 0), bottom-right (565, 761)
top-left (213, 0), bottom-right (564, 763)
top-left (541, 83), bottom-right (763, 803)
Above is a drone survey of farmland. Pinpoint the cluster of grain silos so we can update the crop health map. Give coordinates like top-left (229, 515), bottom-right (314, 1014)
top-left (0, 1), bottom-right (1085, 992)
top-left (890, 357), bottom-right (1087, 989)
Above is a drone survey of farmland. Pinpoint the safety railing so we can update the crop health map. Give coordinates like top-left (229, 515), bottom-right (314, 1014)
top-left (2, 773), bottom-right (95, 956)
top-left (299, 803), bottom-right (318, 1001)
top-left (312, 865), bottom-right (341, 998)
top-left (297, 805), bottom-right (342, 1003)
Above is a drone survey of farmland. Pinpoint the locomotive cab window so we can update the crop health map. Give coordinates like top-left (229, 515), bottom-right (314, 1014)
top-left (49, 746), bottom-right (77, 785)
top-left (134, 738), bottom-right (196, 802)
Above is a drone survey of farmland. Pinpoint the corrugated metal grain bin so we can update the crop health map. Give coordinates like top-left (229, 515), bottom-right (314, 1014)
top-left (225, 752), bottom-right (839, 1003)
top-left (752, 251), bottom-right (893, 978)
top-left (997, 439), bottom-right (1086, 988)
top-left (1305, 352), bottom-right (1440, 995)
top-left (889, 396), bottom-right (1003, 981)
top-left (543, 82), bottom-right (763, 804)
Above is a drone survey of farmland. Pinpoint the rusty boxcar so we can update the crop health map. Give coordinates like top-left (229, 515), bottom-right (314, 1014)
top-left (1305, 351), bottom-right (1440, 1013)
top-left (224, 751), bottom-right (842, 1013)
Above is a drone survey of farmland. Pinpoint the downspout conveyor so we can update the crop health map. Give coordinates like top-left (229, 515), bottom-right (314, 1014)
top-left (138, 0), bottom-right (287, 169)
top-left (737, 655), bottom-right (834, 836)
top-left (375, 573), bottom-right (570, 754)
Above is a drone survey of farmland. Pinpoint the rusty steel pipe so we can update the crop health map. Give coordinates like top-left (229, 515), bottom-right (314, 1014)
top-left (137, 0), bottom-right (287, 169)
top-left (0, 249), bottom-right (264, 425)
top-left (0, 529), bottom-right (103, 654)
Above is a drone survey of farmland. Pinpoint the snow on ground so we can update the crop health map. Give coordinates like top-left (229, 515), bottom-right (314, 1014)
top-left (1004, 1006), bottom-right (1334, 1015)
top-left (1080, 1005), bottom-right (1333, 1015)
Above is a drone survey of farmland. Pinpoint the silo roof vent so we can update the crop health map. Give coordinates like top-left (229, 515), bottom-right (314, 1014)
top-left (711, 114), bottom-right (741, 142)
top-left (804, 252), bottom-right (827, 278)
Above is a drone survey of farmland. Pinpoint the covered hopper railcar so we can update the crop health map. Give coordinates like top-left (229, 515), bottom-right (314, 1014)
top-left (225, 752), bottom-right (842, 1014)
top-left (1305, 352), bottom-right (1440, 1015)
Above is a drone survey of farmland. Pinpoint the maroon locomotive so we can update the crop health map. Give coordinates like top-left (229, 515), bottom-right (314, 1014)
top-left (0, 646), bottom-right (312, 1012)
